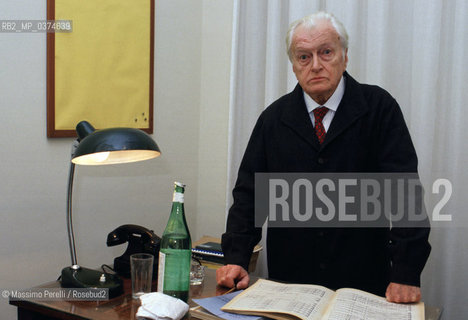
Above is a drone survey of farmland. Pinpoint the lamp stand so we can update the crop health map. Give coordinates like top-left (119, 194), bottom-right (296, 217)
top-left (61, 141), bottom-right (123, 298)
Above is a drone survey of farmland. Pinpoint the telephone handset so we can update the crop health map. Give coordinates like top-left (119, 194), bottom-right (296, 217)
top-left (106, 224), bottom-right (160, 278)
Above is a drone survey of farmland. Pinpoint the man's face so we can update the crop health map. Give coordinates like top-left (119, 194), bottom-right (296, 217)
top-left (291, 22), bottom-right (348, 105)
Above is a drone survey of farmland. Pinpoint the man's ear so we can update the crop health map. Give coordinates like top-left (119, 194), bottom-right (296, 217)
top-left (292, 60), bottom-right (298, 75)
top-left (344, 48), bottom-right (349, 68)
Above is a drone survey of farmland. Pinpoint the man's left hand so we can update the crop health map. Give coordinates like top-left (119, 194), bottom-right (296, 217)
top-left (385, 282), bottom-right (421, 303)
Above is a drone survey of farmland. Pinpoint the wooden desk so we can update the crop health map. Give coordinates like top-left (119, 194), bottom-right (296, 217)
top-left (10, 269), bottom-right (442, 320)
top-left (9, 269), bottom-right (225, 320)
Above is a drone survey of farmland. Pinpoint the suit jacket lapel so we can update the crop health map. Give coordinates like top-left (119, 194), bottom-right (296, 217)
top-left (280, 84), bottom-right (321, 151)
top-left (322, 72), bottom-right (369, 148)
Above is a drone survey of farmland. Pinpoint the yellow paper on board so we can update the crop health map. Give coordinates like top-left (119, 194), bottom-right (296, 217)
top-left (54, 0), bottom-right (151, 130)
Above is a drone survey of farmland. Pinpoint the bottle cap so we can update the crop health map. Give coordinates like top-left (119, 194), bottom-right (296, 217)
top-left (174, 181), bottom-right (186, 188)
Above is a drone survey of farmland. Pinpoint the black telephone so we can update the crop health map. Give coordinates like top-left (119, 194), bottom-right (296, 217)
top-left (106, 224), bottom-right (161, 278)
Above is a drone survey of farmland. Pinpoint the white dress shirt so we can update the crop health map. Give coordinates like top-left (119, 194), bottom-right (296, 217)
top-left (304, 76), bottom-right (346, 132)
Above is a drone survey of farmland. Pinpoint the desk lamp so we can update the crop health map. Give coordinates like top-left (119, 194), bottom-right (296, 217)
top-left (60, 121), bottom-right (161, 297)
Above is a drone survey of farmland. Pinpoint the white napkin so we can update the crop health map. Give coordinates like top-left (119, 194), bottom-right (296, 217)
top-left (136, 292), bottom-right (189, 320)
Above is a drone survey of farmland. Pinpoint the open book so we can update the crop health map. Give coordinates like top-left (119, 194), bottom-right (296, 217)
top-left (221, 279), bottom-right (424, 320)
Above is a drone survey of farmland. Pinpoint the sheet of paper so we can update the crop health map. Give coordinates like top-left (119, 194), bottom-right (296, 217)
top-left (193, 291), bottom-right (264, 320)
top-left (323, 289), bottom-right (424, 320)
top-left (54, 0), bottom-right (152, 130)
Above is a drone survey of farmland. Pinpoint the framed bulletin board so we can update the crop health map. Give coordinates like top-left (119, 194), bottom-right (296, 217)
top-left (47, 0), bottom-right (154, 137)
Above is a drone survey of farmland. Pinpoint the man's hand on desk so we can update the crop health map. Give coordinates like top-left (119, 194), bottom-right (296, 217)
top-left (216, 264), bottom-right (250, 289)
top-left (385, 282), bottom-right (421, 303)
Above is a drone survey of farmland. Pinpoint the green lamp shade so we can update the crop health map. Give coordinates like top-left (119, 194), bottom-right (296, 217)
top-left (72, 121), bottom-right (161, 165)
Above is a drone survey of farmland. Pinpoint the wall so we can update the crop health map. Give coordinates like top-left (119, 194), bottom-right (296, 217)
top-left (0, 0), bottom-right (233, 317)
top-left (196, 0), bottom-right (233, 238)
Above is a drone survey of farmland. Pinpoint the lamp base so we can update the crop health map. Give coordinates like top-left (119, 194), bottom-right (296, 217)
top-left (61, 266), bottom-right (123, 298)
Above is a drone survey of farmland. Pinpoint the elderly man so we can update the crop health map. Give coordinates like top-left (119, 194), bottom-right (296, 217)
top-left (216, 12), bottom-right (431, 303)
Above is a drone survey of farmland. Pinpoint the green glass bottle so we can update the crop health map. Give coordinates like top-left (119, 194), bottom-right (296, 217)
top-left (157, 182), bottom-right (192, 302)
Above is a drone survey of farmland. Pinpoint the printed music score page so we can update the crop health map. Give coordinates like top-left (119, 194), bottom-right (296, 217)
top-left (221, 279), bottom-right (424, 320)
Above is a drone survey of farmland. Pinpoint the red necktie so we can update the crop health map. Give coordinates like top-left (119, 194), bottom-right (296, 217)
top-left (313, 106), bottom-right (329, 144)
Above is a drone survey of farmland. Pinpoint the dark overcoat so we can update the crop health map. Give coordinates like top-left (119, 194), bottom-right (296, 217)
top-left (222, 72), bottom-right (431, 296)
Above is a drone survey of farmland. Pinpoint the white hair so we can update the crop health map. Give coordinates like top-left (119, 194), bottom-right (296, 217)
top-left (286, 12), bottom-right (349, 61)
